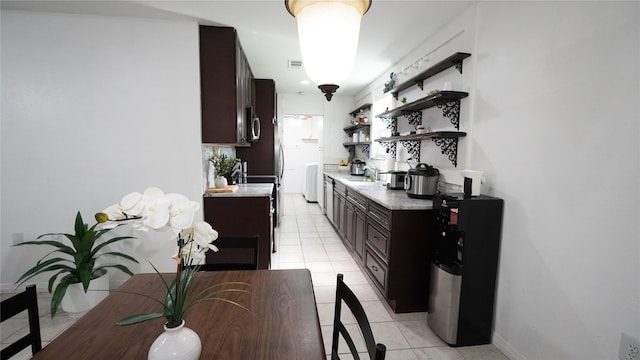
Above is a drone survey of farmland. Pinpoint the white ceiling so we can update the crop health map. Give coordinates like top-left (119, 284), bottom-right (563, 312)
top-left (1, 0), bottom-right (474, 97)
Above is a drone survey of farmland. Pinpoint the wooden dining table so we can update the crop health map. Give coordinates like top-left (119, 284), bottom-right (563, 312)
top-left (32, 269), bottom-right (326, 359)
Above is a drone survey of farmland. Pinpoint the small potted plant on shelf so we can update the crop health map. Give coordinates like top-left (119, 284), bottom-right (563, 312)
top-left (209, 153), bottom-right (240, 188)
top-left (14, 211), bottom-right (138, 317)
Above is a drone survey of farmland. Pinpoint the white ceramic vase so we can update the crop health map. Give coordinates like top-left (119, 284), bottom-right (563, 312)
top-left (61, 269), bottom-right (109, 317)
top-left (214, 175), bottom-right (228, 188)
top-left (148, 320), bottom-right (201, 360)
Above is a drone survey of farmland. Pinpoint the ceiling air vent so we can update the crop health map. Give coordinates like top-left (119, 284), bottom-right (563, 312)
top-left (288, 60), bottom-right (303, 69)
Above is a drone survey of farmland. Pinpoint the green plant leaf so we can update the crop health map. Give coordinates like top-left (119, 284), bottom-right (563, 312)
top-left (51, 275), bottom-right (76, 317)
top-left (94, 264), bottom-right (134, 277)
top-left (116, 313), bottom-right (164, 326)
top-left (90, 236), bottom-right (136, 258)
top-left (73, 211), bottom-right (86, 239)
top-left (95, 251), bottom-right (139, 264)
top-left (15, 258), bottom-right (75, 285)
top-left (14, 238), bottom-right (75, 255)
top-left (47, 271), bottom-right (65, 293)
top-left (77, 262), bottom-right (94, 291)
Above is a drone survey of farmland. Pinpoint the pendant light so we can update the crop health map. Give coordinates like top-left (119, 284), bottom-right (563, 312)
top-left (286, 0), bottom-right (371, 101)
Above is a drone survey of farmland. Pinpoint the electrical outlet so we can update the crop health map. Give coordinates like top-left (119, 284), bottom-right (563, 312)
top-left (620, 333), bottom-right (640, 360)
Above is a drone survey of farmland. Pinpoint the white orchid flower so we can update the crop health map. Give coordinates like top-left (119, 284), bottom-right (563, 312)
top-left (166, 193), bottom-right (199, 233)
top-left (192, 221), bottom-right (219, 252)
top-left (177, 244), bottom-right (207, 266)
top-left (99, 191), bottom-right (144, 229)
top-left (99, 204), bottom-right (124, 229)
top-left (140, 187), bottom-right (165, 206)
top-left (100, 191), bottom-right (142, 221)
top-left (140, 197), bottom-right (171, 230)
top-left (120, 191), bottom-right (144, 216)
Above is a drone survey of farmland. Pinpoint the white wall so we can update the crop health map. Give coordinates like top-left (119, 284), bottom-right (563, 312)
top-left (473, 3), bottom-right (639, 359)
top-left (1, 11), bottom-right (203, 289)
top-left (358, 2), bottom-right (639, 359)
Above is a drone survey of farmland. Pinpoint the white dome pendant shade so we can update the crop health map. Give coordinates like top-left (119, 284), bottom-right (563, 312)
top-left (286, 0), bottom-right (371, 101)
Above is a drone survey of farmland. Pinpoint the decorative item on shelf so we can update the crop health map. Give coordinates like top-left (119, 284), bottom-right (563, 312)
top-left (383, 72), bottom-right (396, 93)
top-left (15, 212), bottom-right (138, 317)
top-left (97, 187), bottom-right (251, 360)
top-left (285, 0), bottom-right (371, 101)
top-left (209, 153), bottom-right (240, 186)
top-left (401, 97), bottom-right (407, 104)
top-left (357, 109), bottom-right (366, 123)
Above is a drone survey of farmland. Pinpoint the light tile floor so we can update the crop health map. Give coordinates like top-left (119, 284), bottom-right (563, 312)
top-left (1, 193), bottom-right (510, 360)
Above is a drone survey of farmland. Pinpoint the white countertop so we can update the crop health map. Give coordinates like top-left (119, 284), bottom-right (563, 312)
top-left (203, 183), bottom-right (273, 198)
top-left (324, 171), bottom-right (434, 210)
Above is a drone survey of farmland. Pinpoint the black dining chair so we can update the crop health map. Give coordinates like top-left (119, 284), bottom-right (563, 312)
top-left (331, 273), bottom-right (386, 360)
top-left (1, 285), bottom-right (42, 360)
top-left (199, 236), bottom-right (260, 271)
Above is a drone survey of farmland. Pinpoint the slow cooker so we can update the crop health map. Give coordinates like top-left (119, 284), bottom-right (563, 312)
top-left (386, 171), bottom-right (407, 190)
top-left (350, 159), bottom-right (366, 176)
top-left (404, 163), bottom-right (440, 199)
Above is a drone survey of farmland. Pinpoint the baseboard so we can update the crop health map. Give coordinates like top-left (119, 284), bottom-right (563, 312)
top-left (2, 279), bottom-right (128, 293)
top-left (493, 331), bottom-right (528, 360)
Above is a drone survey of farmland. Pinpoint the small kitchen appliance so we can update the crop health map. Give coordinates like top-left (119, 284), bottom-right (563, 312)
top-left (404, 163), bottom-right (439, 198)
top-left (460, 169), bottom-right (483, 196)
top-left (350, 159), bottom-right (366, 176)
top-left (386, 171), bottom-right (407, 190)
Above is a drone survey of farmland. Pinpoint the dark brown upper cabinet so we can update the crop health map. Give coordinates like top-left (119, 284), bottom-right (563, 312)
top-left (199, 25), bottom-right (254, 145)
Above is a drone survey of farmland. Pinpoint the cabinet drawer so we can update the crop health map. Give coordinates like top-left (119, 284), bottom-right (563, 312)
top-left (334, 182), bottom-right (347, 196)
top-left (366, 222), bottom-right (390, 262)
top-left (368, 202), bottom-right (391, 230)
top-left (346, 190), bottom-right (367, 212)
top-left (365, 249), bottom-right (388, 292)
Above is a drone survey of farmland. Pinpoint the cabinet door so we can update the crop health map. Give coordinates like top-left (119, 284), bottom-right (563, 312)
top-left (338, 196), bottom-right (346, 236)
top-left (235, 43), bottom-right (246, 144)
top-left (332, 192), bottom-right (340, 231)
top-left (200, 26), bottom-right (239, 144)
top-left (354, 209), bottom-right (366, 261)
top-left (344, 202), bottom-right (355, 250)
top-left (333, 193), bottom-right (345, 237)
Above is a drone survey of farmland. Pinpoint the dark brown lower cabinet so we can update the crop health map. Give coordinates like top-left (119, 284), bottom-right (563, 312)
top-left (203, 196), bottom-right (272, 269)
top-left (344, 201), bottom-right (356, 251)
top-left (333, 183), bottom-right (346, 238)
top-left (345, 195), bottom-right (366, 260)
top-left (328, 182), bottom-right (436, 313)
top-left (353, 210), bottom-right (366, 260)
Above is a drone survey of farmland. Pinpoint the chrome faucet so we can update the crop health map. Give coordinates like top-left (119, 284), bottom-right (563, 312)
top-left (363, 166), bottom-right (378, 181)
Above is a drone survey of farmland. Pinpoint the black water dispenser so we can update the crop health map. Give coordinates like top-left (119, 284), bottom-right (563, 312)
top-left (428, 194), bottom-right (504, 347)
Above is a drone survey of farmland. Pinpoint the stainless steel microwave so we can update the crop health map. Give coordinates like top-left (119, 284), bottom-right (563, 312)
top-left (247, 106), bottom-right (260, 142)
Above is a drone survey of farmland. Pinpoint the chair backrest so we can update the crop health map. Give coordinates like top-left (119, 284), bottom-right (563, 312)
top-left (331, 273), bottom-right (386, 360)
top-left (1, 285), bottom-right (42, 360)
top-left (199, 236), bottom-right (259, 271)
